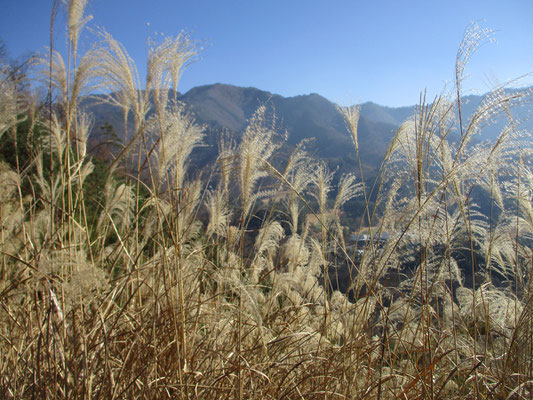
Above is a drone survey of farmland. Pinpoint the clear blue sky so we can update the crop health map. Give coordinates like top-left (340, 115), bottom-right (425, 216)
top-left (1, 0), bottom-right (532, 107)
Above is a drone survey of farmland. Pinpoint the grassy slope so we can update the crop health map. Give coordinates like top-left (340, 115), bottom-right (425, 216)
top-left (1, 3), bottom-right (532, 399)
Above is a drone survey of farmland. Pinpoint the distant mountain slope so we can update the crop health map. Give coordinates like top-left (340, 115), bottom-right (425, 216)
top-left (359, 101), bottom-right (414, 127)
top-left (359, 87), bottom-right (533, 142)
top-left (181, 84), bottom-right (276, 132)
top-left (454, 89), bottom-right (533, 141)
top-left (84, 83), bottom-right (532, 176)
top-left (179, 83), bottom-right (397, 171)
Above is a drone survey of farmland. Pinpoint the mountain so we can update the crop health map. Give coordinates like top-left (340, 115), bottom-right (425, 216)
top-left (359, 87), bottom-right (533, 142)
top-left (84, 83), bottom-right (532, 177)
top-left (453, 89), bottom-right (533, 141)
top-left (359, 101), bottom-right (414, 127)
top-left (179, 83), bottom-right (398, 173)
top-left (180, 84), bottom-right (275, 132)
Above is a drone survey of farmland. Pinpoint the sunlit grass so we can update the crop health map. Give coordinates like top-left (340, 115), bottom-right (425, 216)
top-left (0, 2), bottom-right (532, 399)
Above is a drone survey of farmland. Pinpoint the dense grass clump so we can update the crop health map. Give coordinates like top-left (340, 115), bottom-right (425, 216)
top-left (1, 2), bottom-right (532, 398)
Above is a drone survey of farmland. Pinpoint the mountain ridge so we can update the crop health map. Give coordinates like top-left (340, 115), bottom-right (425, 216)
top-left (85, 83), bottom-right (532, 176)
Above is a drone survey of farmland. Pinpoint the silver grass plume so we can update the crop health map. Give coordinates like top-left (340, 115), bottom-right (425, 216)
top-left (309, 163), bottom-right (334, 241)
top-left (238, 105), bottom-right (280, 220)
top-left (43, 112), bottom-right (67, 161)
top-left (461, 87), bottom-right (532, 151)
top-left (386, 118), bottom-right (416, 164)
top-left (457, 284), bottom-right (524, 338)
top-left (281, 138), bottom-right (312, 180)
top-left (282, 234), bottom-right (310, 270)
top-left (273, 263), bottom-right (324, 307)
top-left (333, 172), bottom-right (362, 211)
top-left (39, 49), bottom-right (67, 104)
top-left (216, 132), bottom-right (236, 194)
top-left (338, 104), bottom-right (360, 152)
top-left (0, 163), bottom-right (24, 255)
top-left (310, 163), bottom-right (333, 216)
top-left (64, 0), bottom-right (92, 60)
top-left (0, 66), bottom-right (25, 141)
top-left (308, 237), bottom-right (327, 278)
top-left (175, 178), bottom-right (204, 240)
top-left (69, 157), bottom-right (94, 188)
top-left (37, 248), bottom-right (107, 312)
top-left (93, 29), bottom-right (146, 123)
top-left (280, 141), bottom-right (314, 234)
top-left (330, 172), bottom-right (362, 248)
top-left (97, 183), bottom-right (135, 235)
top-left (92, 29), bottom-right (149, 183)
top-left (206, 189), bottom-right (230, 238)
top-left (254, 221), bottom-right (284, 258)
top-left (146, 33), bottom-right (198, 112)
top-left (456, 23), bottom-right (494, 90)
top-left (38, 49), bottom-right (97, 127)
top-left (137, 196), bottom-right (171, 251)
top-left (251, 221), bottom-right (284, 284)
top-left (73, 111), bottom-right (92, 158)
top-left (483, 221), bottom-right (518, 281)
top-left (35, 150), bottom-right (61, 210)
top-left (455, 23), bottom-right (494, 138)
top-left (147, 105), bottom-right (204, 190)
top-left (282, 163), bottom-right (314, 234)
